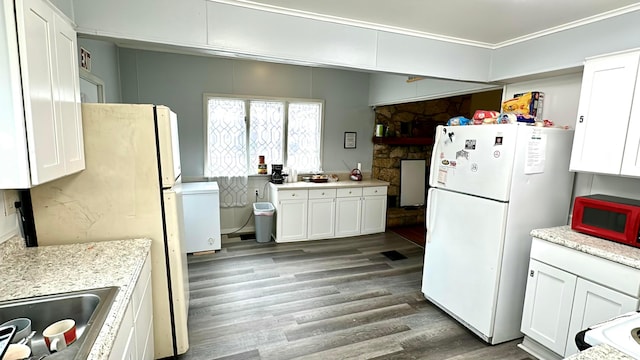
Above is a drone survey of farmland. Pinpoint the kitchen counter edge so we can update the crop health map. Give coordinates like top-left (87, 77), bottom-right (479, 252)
top-left (530, 225), bottom-right (640, 270)
top-left (269, 179), bottom-right (389, 189)
top-left (0, 236), bottom-right (152, 360)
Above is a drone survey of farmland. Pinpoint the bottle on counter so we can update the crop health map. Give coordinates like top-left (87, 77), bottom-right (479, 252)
top-left (258, 155), bottom-right (267, 174)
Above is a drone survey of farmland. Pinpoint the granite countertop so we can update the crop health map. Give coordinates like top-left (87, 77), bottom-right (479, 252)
top-left (0, 236), bottom-right (152, 360)
top-left (530, 225), bottom-right (640, 270)
top-left (270, 179), bottom-right (389, 190)
top-left (564, 343), bottom-right (634, 360)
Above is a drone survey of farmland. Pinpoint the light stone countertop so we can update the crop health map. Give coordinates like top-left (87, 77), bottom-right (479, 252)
top-left (269, 179), bottom-right (389, 190)
top-left (531, 226), bottom-right (640, 359)
top-left (0, 235), bottom-right (152, 360)
top-left (564, 343), bottom-right (634, 360)
top-left (530, 225), bottom-right (640, 270)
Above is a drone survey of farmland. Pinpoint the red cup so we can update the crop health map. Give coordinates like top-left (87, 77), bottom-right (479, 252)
top-left (43, 319), bottom-right (76, 352)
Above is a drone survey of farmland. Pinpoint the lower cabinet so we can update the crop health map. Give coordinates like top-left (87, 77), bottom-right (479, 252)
top-left (307, 189), bottom-right (336, 240)
top-left (270, 184), bottom-right (387, 242)
top-left (272, 189), bottom-right (308, 242)
top-left (520, 238), bottom-right (640, 359)
top-left (110, 254), bottom-right (154, 360)
top-left (334, 188), bottom-right (363, 237)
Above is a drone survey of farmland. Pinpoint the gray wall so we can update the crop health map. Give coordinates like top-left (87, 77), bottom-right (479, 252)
top-left (118, 49), bottom-right (373, 177)
top-left (77, 38), bottom-right (122, 103)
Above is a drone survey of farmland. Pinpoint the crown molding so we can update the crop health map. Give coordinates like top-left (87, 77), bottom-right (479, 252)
top-left (207, 0), bottom-right (495, 49)
top-left (210, 0), bottom-right (640, 50)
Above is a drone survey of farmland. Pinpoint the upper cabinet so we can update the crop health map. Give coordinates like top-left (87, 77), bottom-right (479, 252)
top-left (0, 0), bottom-right (84, 189)
top-left (569, 51), bottom-right (640, 176)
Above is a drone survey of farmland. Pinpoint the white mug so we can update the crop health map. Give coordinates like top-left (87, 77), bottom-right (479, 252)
top-left (43, 319), bottom-right (76, 352)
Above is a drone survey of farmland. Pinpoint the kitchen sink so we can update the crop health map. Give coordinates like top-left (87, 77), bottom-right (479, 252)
top-left (0, 286), bottom-right (119, 359)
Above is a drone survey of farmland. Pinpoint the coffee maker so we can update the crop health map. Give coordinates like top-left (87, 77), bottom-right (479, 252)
top-left (271, 164), bottom-right (284, 184)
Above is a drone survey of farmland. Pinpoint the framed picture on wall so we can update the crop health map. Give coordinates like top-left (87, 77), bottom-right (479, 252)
top-left (344, 132), bottom-right (357, 149)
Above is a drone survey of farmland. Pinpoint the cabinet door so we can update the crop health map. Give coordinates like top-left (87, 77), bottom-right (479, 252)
top-left (308, 198), bottom-right (335, 240)
top-left (622, 68), bottom-right (640, 176)
top-left (16, 0), bottom-right (66, 184)
top-left (361, 195), bottom-right (386, 234)
top-left (335, 196), bottom-right (362, 237)
top-left (276, 199), bottom-right (308, 242)
top-left (570, 51), bottom-right (640, 174)
top-left (521, 259), bottom-right (577, 356)
top-left (564, 278), bottom-right (639, 356)
top-left (53, 13), bottom-right (84, 174)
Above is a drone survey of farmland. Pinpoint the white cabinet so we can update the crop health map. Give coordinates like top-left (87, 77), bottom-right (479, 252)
top-left (569, 51), bottom-right (640, 176)
top-left (520, 238), bottom-right (640, 359)
top-left (335, 188), bottom-right (363, 237)
top-left (564, 278), bottom-right (637, 355)
top-left (361, 187), bottom-right (387, 234)
top-left (0, 0), bottom-right (84, 189)
top-left (307, 189), bottom-right (336, 240)
top-left (110, 254), bottom-right (154, 360)
top-left (269, 184), bottom-right (388, 242)
top-left (271, 189), bottom-right (308, 242)
top-left (521, 259), bottom-right (577, 355)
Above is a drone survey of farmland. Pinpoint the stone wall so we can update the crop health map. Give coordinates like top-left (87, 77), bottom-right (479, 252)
top-left (373, 95), bottom-right (473, 227)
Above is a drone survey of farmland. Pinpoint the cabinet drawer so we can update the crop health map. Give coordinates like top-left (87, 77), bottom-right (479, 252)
top-left (278, 189), bottom-right (308, 200)
top-left (337, 187), bottom-right (362, 198)
top-left (363, 186), bottom-right (387, 196)
top-left (309, 188), bottom-right (336, 199)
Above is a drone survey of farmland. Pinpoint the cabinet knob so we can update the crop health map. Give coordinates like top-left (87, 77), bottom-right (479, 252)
top-left (374, 190), bottom-right (378, 193)
top-left (348, 191), bottom-right (352, 194)
top-left (321, 192), bottom-right (325, 195)
top-left (291, 193), bottom-right (296, 197)
top-left (579, 115), bottom-right (584, 123)
top-left (529, 270), bottom-right (534, 277)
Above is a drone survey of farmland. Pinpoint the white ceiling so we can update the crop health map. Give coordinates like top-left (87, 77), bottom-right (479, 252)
top-left (233, 0), bottom-right (640, 45)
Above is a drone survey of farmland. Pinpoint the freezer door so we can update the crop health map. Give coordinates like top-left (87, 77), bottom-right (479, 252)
top-left (157, 106), bottom-right (182, 188)
top-left (162, 188), bottom-right (190, 355)
top-left (429, 124), bottom-right (518, 201)
top-left (423, 188), bottom-right (508, 340)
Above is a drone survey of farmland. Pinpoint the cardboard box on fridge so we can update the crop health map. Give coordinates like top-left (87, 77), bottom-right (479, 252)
top-left (502, 91), bottom-right (544, 119)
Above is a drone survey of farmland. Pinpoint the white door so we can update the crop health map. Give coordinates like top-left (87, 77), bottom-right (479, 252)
top-left (622, 71), bottom-right (640, 177)
top-left (564, 278), bottom-right (639, 356)
top-left (277, 199), bottom-right (308, 242)
top-left (361, 195), bottom-right (386, 234)
top-left (422, 187), bottom-right (508, 338)
top-left (521, 259), bottom-right (577, 356)
top-left (570, 51), bottom-right (640, 174)
top-left (335, 196), bottom-right (361, 237)
top-left (17, 0), bottom-right (65, 185)
top-left (54, 13), bottom-right (84, 175)
top-left (308, 198), bottom-right (335, 239)
top-left (429, 124), bottom-right (518, 201)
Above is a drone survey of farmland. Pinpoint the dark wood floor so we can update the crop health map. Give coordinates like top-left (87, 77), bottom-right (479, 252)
top-left (179, 232), bottom-right (531, 360)
top-left (389, 224), bottom-right (426, 247)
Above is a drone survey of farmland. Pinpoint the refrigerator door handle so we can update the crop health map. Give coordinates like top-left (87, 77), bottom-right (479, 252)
top-left (429, 129), bottom-right (443, 187)
top-left (426, 187), bottom-right (436, 243)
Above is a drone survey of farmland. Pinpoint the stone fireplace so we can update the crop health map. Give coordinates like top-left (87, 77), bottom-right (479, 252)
top-left (372, 89), bottom-right (502, 227)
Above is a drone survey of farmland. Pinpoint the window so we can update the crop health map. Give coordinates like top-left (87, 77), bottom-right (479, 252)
top-left (205, 95), bottom-right (323, 176)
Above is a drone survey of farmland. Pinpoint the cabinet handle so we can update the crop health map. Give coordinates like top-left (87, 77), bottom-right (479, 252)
top-left (529, 270), bottom-right (534, 277)
top-left (579, 115), bottom-right (584, 123)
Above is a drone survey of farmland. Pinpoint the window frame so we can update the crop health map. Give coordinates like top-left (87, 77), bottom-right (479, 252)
top-left (203, 93), bottom-right (325, 175)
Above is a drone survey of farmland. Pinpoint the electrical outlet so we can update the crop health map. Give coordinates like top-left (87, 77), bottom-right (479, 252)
top-left (3, 190), bottom-right (18, 216)
top-left (255, 189), bottom-right (259, 197)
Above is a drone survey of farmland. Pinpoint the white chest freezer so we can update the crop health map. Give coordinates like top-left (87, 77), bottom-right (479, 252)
top-left (181, 181), bottom-right (221, 252)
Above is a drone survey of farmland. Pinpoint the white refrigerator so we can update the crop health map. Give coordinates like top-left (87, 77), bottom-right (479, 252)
top-left (29, 104), bottom-right (190, 358)
top-left (422, 123), bottom-right (574, 345)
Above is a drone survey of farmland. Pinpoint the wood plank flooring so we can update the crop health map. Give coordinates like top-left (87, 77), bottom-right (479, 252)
top-left (178, 232), bottom-right (532, 360)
